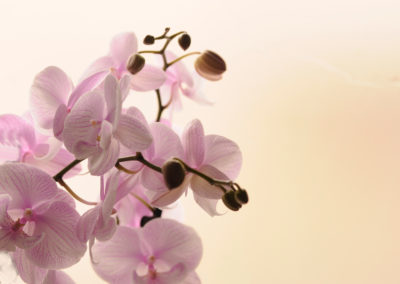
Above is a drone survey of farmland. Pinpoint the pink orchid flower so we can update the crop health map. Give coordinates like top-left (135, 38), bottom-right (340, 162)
top-left (160, 51), bottom-right (209, 115)
top-left (30, 65), bottom-right (105, 140)
top-left (13, 248), bottom-right (75, 284)
top-left (92, 218), bottom-right (202, 284)
top-left (0, 114), bottom-right (80, 177)
top-left (63, 74), bottom-right (153, 175)
top-left (152, 119), bottom-right (242, 216)
top-left (0, 163), bottom-right (86, 269)
top-left (81, 32), bottom-right (166, 92)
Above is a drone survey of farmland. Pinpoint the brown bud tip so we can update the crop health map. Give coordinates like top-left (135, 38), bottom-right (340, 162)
top-left (234, 189), bottom-right (249, 204)
top-left (178, 33), bottom-right (191, 50)
top-left (126, 54), bottom-right (145, 75)
top-left (194, 50), bottom-right (226, 81)
top-left (162, 159), bottom-right (186, 189)
top-left (143, 35), bottom-right (155, 45)
top-left (222, 191), bottom-right (242, 211)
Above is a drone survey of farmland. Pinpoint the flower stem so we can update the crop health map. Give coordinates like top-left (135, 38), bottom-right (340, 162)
top-left (53, 159), bottom-right (83, 181)
top-left (57, 179), bottom-right (97, 206)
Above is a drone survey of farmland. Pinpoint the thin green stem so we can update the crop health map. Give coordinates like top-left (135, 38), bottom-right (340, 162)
top-left (165, 51), bottom-right (201, 69)
top-left (130, 192), bottom-right (156, 213)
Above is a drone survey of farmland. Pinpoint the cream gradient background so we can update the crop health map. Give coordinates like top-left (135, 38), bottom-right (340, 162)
top-left (1, 0), bottom-right (400, 283)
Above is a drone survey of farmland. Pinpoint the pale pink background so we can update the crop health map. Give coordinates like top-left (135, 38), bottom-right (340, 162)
top-left (1, 0), bottom-right (400, 283)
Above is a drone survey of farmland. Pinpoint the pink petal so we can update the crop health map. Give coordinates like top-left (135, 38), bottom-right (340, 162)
top-left (193, 192), bottom-right (224, 217)
top-left (43, 270), bottom-right (75, 284)
top-left (141, 218), bottom-right (202, 271)
top-left (119, 74), bottom-right (132, 101)
top-left (104, 74), bottom-right (120, 126)
top-left (53, 104), bottom-right (68, 140)
top-left (76, 206), bottom-right (100, 243)
top-left (12, 248), bottom-right (47, 284)
top-left (116, 114), bottom-right (153, 151)
top-left (109, 32), bottom-right (138, 66)
top-left (140, 165), bottom-right (165, 192)
top-left (92, 226), bottom-right (144, 284)
top-left (182, 271), bottom-right (201, 284)
top-left (88, 137), bottom-right (120, 176)
top-left (203, 134), bottom-right (242, 180)
top-left (0, 114), bottom-right (36, 151)
top-left (133, 262), bottom-right (188, 284)
top-left (30, 66), bottom-right (72, 129)
top-left (99, 120), bottom-right (113, 150)
top-left (165, 51), bottom-right (194, 87)
top-left (151, 175), bottom-right (190, 207)
top-left (25, 201), bottom-right (86, 269)
top-left (190, 164), bottom-right (228, 199)
top-left (126, 106), bottom-right (148, 125)
top-left (182, 119), bottom-right (205, 168)
top-left (63, 91), bottom-right (105, 159)
top-left (130, 65), bottom-right (167, 91)
top-left (0, 163), bottom-right (59, 210)
top-left (78, 56), bottom-right (113, 83)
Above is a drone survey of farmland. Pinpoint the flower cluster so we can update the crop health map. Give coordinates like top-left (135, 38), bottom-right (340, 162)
top-left (0, 28), bottom-right (248, 283)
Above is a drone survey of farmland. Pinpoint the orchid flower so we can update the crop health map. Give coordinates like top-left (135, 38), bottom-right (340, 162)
top-left (63, 74), bottom-right (153, 175)
top-left (0, 163), bottom-right (86, 269)
top-left (92, 218), bottom-right (202, 284)
top-left (81, 32), bottom-right (166, 92)
top-left (0, 114), bottom-right (80, 177)
top-left (152, 119), bottom-right (242, 216)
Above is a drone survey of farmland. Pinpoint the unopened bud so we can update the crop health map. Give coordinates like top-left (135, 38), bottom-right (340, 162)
top-left (178, 33), bottom-right (191, 50)
top-left (194, 50), bottom-right (226, 81)
top-left (143, 35), bottom-right (155, 45)
top-left (234, 189), bottom-right (249, 204)
top-left (126, 54), bottom-right (145, 75)
top-left (222, 190), bottom-right (242, 211)
top-left (162, 159), bottom-right (186, 189)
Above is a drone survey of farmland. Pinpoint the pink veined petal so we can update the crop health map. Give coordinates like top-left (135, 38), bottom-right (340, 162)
top-left (193, 192), bottom-right (224, 217)
top-left (116, 114), bottom-right (153, 151)
top-left (104, 74), bottom-right (120, 126)
top-left (150, 175), bottom-right (191, 208)
top-left (133, 262), bottom-right (188, 284)
top-left (94, 217), bottom-right (117, 242)
top-left (0, 163), bottom-right (59, 210)
top-left (140, 218), bottom-right (202, 271)
top-left (182, 72), bottom-right (212, 105)
top-left (190, 164), bottom-right (229, 199)
top-left (0, 114), bottom-right (36, 150)
top-left (91, 226), bottom-right (144, 284)
top-left (165, 51), bottom-right (194, 88)
top-left (76, 206), bottom-right (100, 243)
top-left (181, 271), bottom-right (201, 284)
top-left (30, 66), bottom-right (72, 129)
top-left (32, 137), bottom-right (62, 161)
top-left (140, 164), bottom-right (165, 192)
top-left (88, 137), bottom-right (120, 176)
top-left (130, 65), bottom-right (167, 92)
top-left (119, 74), bottom-right (132, 101)
top-left (182, 119), bottom-right (206, 168)
top-left (25, 201), bottom-right (86, 270)
top-left (14, 231), bottom-right (45, 250)
top-left (109, 32), bottom-right (138, 67)
top-left (0, 194), bottom-right (12, 226)
top-left (126, 106), bottom-right (148, 125)
top-left (53, 104), bottom-right (68, 140)
top-left (63, 91), bottom-right (105, 159)
top-left (12, 248), bottom-right (47, 284)
top-left (203, 134), bottom-right (242, 180)
top-left (78, 56), bottom-right (113, 83)
top-left (43, 270), bottom-right (75, 284)
top-left (143, 123), bottom-right (184, 162)
top-left (99, 120), bottom-right (113, 150)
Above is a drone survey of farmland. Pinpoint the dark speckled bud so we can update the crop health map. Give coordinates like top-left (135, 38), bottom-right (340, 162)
top-left (126, 54), bottom-right (145, 75)
top-left (178, 33), bottom-right (191, 50)
top-left (194, 50), bottom-right (226, 81)
top-left (162, 159), bottom-right (186, 190)
top-left (222, 190), bottom-right (242, 211)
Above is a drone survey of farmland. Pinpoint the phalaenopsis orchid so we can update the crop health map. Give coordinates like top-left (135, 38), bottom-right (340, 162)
top-left (0, 28), bottom-right (249, 283)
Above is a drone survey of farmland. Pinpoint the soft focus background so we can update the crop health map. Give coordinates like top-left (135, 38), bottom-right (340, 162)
top-left (1, 0), bottom-right (400, 283)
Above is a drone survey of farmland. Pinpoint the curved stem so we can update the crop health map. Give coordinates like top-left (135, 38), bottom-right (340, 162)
top-left (53, 159), bottom-right (83, 181)
top-left (165, 51), bottom-right (201, 69)
top-left (57, 179), bottom-right (97, 206)
top-left (130, 192), bottom-right (156, 213)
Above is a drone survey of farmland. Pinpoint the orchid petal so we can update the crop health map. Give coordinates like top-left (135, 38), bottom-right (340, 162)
top-left (43, 270), bottom-right (75, 284)
top-left (53, 104), bottom-right (68, 140)
top-left (88, 137), bottom-right (120, 176)
top-left (190, 164), bottom-right (228, 199)
top-left (12, 248), bottom-right (47, 284)
top-left (78, 56), bottom-right (113, 83)
top-left (203, 134), bottom-right (242, 179)
top-left (110, 32), bottom-right (138, 66)
top-left (116, 114), bottom-right (153, 151)
top-left (182, 271), bottom-right (202, 284)
top-left (133, 262), bottom-right (188, 284)
top-left (76, 206), bottom-right (100, 243)
top-left (26, 201), bottom-right (86, 269)
top-left (182, 119), bottom-right (205, 168)
top-left (0, 114), bottom-right (36, 151)
top-left (92, 226), bottom-right (144, 284)
top-left (30, 66), bottom-right (72, 129)
top-left (104, 74), bottom-right (120, 126)
top-left (141, 218), bottom-right (202, 271)
top-left (130, 65), bottom-right (166, 91)
top-left (193, 192), bottom-right (224, 217)
top-left (150, 175), bottom-right (190, 207)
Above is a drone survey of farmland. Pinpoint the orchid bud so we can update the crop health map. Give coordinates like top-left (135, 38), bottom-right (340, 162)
top-left (162, 159), bottom-right (186, 189)
top-left (178, 33), bottom-right (191, 50)
top-left (222, 190), bottom-right (242, 211)
top-left (127, 54), bottom-right (145, 75)
top-left (234, 189), bottom-right (249, 204)
top-left (194, 50), bottom-right (226, 81)
top-left (143, 35), bottom-right (155, 45)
